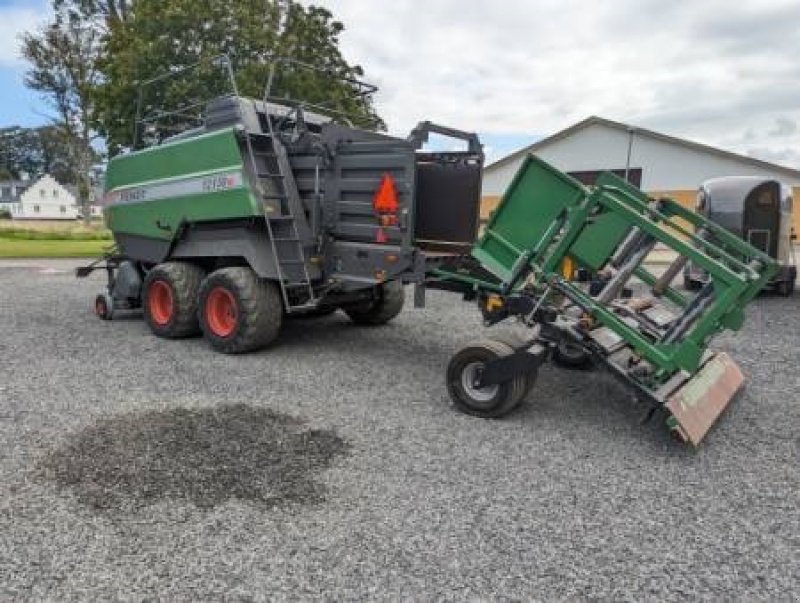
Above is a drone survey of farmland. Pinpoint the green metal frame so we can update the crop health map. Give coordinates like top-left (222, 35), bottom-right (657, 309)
top-left (449, 155), bottom-right (778, 381)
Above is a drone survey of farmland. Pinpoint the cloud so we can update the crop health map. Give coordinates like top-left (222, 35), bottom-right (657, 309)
top-left (0, 2), bottom-right (48, 67)
top-left (768, 117), bottom-right (797, 138)
top-left (307, 0), bottom-right (800, 169)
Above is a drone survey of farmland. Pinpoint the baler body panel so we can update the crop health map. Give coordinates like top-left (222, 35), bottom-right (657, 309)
top-left (104, 128), bottom-right (260, 242)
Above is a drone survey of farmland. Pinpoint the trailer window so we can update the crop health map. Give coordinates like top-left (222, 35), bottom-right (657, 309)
top-left (756, 189), bottom-right (776, 208)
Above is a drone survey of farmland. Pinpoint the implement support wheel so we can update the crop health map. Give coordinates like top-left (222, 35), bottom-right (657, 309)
top-left (198, 267), bottom-right (283, 354)
top-left (143, 261), bottom-right (205, 338)
top-left (446, 339), bottom-right (528, 418)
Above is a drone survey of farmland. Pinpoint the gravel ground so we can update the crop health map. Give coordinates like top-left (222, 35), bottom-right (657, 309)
top-left (1, 259), bottom-right (798, 600)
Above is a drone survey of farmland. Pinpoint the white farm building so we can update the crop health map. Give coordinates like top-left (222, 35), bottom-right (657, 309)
top-left (1, 175), bottom-right (80, 220)
top-left (482, 116), bottom-right (800, 233)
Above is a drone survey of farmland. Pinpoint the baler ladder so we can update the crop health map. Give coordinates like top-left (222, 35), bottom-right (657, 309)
top-left (244, 130), bottom-right (317, 312)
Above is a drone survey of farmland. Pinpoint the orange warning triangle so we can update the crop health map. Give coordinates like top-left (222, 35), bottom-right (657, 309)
top-left (373, 173), bottom-right (398, 213)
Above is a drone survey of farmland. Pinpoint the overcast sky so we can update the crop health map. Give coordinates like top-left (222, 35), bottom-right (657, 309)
top-left (1, 0), bottom-right (798, 166)
top-left (309, 0), bottom-right (800, 166)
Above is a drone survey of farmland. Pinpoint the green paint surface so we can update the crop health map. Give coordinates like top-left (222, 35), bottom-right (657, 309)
top-left (104, 128), bottom-right (261, 240)
top-left (105, 128), bottom-right (245, 189)
top-left (569, 172), bottom-right (640, 271)
top-left (472, 155), bottom-right (585, 280)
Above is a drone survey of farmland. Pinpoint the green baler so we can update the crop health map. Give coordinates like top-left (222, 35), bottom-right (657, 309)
top-left (80, 58), bottom-right (775, 445)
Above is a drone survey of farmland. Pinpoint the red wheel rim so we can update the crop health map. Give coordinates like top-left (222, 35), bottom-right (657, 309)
top-left (206, 287), bottom-right (237, 337)
top-left (95, 297), bottom-right (106, 317)
top-left (148, 280), bottom-right (174, 326)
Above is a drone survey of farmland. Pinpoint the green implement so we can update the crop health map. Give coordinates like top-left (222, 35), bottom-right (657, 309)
top-left (436, 155), bottom-right (777, 444)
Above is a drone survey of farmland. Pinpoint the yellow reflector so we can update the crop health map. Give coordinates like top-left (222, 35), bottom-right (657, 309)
top-left (561, 256), bottom-right (576, 280)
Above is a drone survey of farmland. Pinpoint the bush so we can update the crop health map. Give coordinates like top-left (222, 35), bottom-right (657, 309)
top-left (0, 210), bottom-right (10, 220)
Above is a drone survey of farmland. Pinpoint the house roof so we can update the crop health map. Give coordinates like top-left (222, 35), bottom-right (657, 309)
top-left (486, 116), bottom-right (800, 180)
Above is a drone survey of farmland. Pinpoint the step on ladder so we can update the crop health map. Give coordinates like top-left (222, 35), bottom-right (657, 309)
top-left (243, 129), bottom-right (317, 312)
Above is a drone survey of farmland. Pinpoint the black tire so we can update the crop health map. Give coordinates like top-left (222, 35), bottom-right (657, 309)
top-left (94, 293), bottom-right (113, 321)
top-left (344, 280), bottom-right (405, 325)
top-left (553, 340), bottom-right (591, 368)
top-left (143, 261), bottom-right (205, 338)
top-left (491, 332), bottom-right (539, 395)
top-left (198, 267), bottom-right (283, 354)
top-left (446, 339), bottom-right (528, 418)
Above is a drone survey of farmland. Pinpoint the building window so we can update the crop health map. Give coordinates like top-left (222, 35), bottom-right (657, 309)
top-left (33, 205), bottom-right (40, 213)
top-left (53, 189), bottom-right (59, 198)
top-left (1, 187), bottom-right (9, 199)
top-left (60, 205), bottom-right (66, 214)
top-left (40, 189), bottom-right (46, 198)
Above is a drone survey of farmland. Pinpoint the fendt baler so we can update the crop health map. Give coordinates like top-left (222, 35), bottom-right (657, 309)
top-left (80, 58), bottom-right (776, 445)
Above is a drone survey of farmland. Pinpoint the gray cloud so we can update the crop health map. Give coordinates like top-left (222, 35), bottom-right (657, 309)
top-left (325, 2), bottom-right (800, 169)
top-left (768, 117), bottom-right (797, 137)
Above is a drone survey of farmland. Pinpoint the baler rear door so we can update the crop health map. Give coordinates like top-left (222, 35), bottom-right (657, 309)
top-left (413, 154), bottom-right (482, 255)
top-left (329, 134), bottom-right (416, 249)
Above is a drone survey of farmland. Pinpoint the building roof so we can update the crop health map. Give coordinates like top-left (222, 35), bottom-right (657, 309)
top-left (486, 116), bottom-right (800, 180)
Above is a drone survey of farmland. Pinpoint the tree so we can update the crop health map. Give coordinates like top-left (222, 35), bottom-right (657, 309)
top-left (0, 126), bottom-right (95, 183)
top-left (21, 5), bottom-right (103, 218)
top-left (94, 0), bottom-right (383, 153)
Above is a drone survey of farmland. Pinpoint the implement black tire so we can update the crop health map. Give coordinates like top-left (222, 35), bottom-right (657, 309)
top-left (143, 261), bottom-right (205, 338)
top-left (344, 280), bottom-right (405, 325)
top-left (198, 267), bottom-right (283, 354)
top-left (446, 339), bottom-right (527, 418)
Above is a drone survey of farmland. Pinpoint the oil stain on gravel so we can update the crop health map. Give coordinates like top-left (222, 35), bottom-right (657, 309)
top-left (39, 404), bottom-right (350, 512)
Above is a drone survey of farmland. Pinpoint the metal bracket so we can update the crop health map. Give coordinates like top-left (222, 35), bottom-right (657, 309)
top-left (477, 345), bottom-right (546, 387)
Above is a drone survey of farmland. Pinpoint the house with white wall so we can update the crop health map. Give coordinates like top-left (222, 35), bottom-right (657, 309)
top-left (14, 174), bottom-right (80, 220)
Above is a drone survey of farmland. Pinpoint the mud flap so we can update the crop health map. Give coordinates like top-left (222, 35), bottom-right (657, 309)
top-left (665, 352), bottom-right (744, 445)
